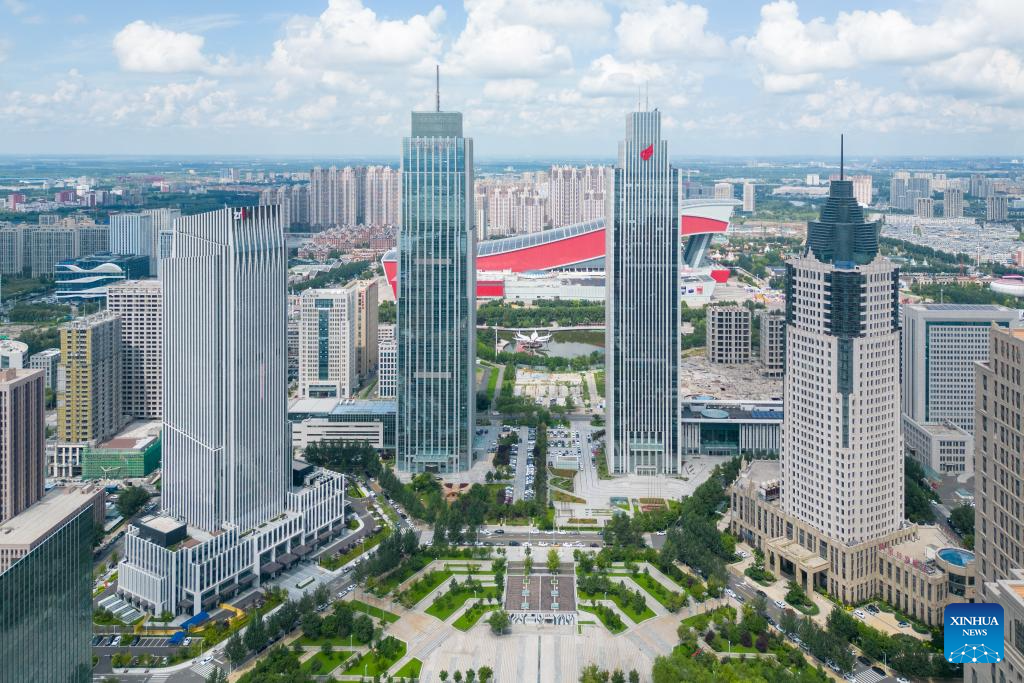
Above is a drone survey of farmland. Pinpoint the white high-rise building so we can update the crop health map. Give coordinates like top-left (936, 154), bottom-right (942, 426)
top-left (902, 303), bottom-right (1017, 433)
top-left (706, 306), bottom-right (752, 364)
top-left (606, 109), bottom-right (680, 475)
top-left (742, 183), bottom-right (755, 212)
top-left (109, 212), bottom-right (157, 273)
top-left (364, 166), bottom-right (401, 227)
top-left (378, 324), bottom-right (396, 399)
top-left (106, 280), bottom-right (163, 420)
top-left (987, 195), bottom-right (1009, 221)
top-left (548, 165), bottom-right (609, 228)
top-left (943, 188), bottom-right (964, 218)
top-left (714, 182), bottom-right (734, 200)
top-left (914, 197), bottom-right (934, 218)
top-left (309, 166), bottom-right (362, 228)
top-left (298, 287), bottom-right (357, 399)
top-left (141, 208), bottom-right (180, 277)
top-left (851, 175), bottom-right (872, 207)
top-left (160, 205), bottom-right (290, 533)
top-left (806, 173), bottom-right (820, 186)
top-left (782, 176), bottom-right (903, 546)
top-left (118, 205), bottom-right (348, 617)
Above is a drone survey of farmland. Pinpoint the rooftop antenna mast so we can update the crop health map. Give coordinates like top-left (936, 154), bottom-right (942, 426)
top-left (435, 65), bottom-right (440, 112)
top-left (645, 81), bottom-right (649, 111)
top-left (840, 133), bottom-right (845, 181)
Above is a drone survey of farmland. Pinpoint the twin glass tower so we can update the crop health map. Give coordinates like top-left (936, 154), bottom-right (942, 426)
top-left (396, 105), bottom-right (476, 473)
top-left (606, 110), bottom-right (681, 475)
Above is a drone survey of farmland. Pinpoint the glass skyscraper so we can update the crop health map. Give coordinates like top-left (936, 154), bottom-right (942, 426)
top-left (606, 109), bottom-right (681, 475)
top-left (0, 498), bottom-right (94, 683)
top-left (397, 110), bottom-right (476, 473)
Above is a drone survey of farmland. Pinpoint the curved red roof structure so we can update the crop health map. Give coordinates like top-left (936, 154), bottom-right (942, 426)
top-left (381, 199), bottom-right (739, 297)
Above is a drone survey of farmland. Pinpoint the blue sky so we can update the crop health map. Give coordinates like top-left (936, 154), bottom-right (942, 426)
top-left (0, 0), bottom-right (1021, 157)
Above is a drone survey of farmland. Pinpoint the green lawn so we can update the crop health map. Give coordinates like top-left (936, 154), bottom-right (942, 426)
top-left (631, 572), bottom-right (684, 610)
top-left (297, 633), bottom-right (369, 648)
top-left (577, 591), bottom-right (656, 623)
top-left (400, 570), bottom-right (453, 606)
top-left (393, 658), bottom-right (422, 680)
top-left (486, 366), bottom-right (500, 397)
top-left (452, 601), bottom-right (498, 631)
top-left (680, 606), bottom-right (736, 634)
top-left (579, 605), bottom-right (626, 634)
top-left (347, 599), bottom-right (400, 623)
top-left (300, 650), bottom-right (353, 674)
top-left (342, 641), bottom-right (407, 677)
top-left (425, 586), bottom-right (501, 621)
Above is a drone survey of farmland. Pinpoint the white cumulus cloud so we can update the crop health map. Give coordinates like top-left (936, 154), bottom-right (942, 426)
top-left (113, 21), bottom-right (212, 73)
top-left (616, 1), bottom-right (726, 59)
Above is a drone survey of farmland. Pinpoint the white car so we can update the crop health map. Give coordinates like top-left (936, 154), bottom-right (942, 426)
top-left (853, 609), bottom-right (866, 619)
top-left (738, 550), bottom-right (749, 558)
top-left (538, 542), bottom-right (549, 547)
top-left (724, 588), bottom-right (737, 598)
top-left (774, 599), bottom-right (786, 609)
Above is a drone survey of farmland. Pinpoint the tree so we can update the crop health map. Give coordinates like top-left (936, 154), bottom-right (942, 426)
top-left (115, 486), bottom-right (152, 518)
top-left (826, 606), bottom-right (859, 643)
top-left (225, 632), bottom-right (247, 667)
top-left (454, 671), bottom-right (463, 683)
top-left (779, 608), bottom-right (799, 636)
top-left (628, 671), bottom-right (640, 683)
top-left (206, 669), bottom-right (228, 683)
top-left (439, 671), bottom-right (449, 682)
top-left (547, 549), bottom-right (561, 573)
top-left (478, 666), bottom-right (494, 682)
top-left (353, 613), bottom-right (374, 643)
top-left (949, 505), bottom-right (975, 536)
top-left (524, 556), bottom-right (533, 576)
top-left (243, 610), bottom-right (267, 652)
top-left (488, 610), bottom-right (510, 635)
top-left (466, 669), bottom-right (476, 683)
top-left (611, 670), bottom-right (625, 683)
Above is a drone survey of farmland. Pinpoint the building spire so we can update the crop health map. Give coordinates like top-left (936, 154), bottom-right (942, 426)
top-left (840, 133), bottom-right (844, 181)
top-left (435, 64), bottom-right (440, 112)
top-left (645, 81), bottom-right (649, 111)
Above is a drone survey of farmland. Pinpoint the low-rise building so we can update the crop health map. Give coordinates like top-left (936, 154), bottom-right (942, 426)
top-left (54, 252), bottom-right (150, 301)
top-left (28, 348), bottom-right (61, 392)
top-left (289, 398), bottom-right (396, 451)
top-left (681, 399), bottom-right (783, 456)
top-left (81, 422), bottom-right (161, 480)
top-left (902, 417), bottom-right (973, 475)
top-left (0, 338), bottom-right (27, 369)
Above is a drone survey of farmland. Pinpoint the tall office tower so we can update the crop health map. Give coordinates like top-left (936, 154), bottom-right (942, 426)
top-left (56, 311), bottom-right (123, 444)
top-left (889, 177), bottom-right (909, 210)
top-left (742, 182), bottom-right (756, 212)
top-left (782, 169), bottom-right (902, 545)
top-left (297, 287), bottom-right (357, 399)
top-left (0, 369), bottom-right (45, 523)
top-left (943, 188), bottom-right (964, 218)
top-left (706, 305), bottom-right (752, 364)
top-left (914, 197), bottom-right (934, 218)
top-left (109, 212), bottom-right (158, 272)
top-left (346, 279), bottom-right (379, 383)
top-left (28, 348), bottom-right (60, 392)
top-left (397, 105), bottom-right (476, 473)
top-left (974, 327), bottom-right (1024, 683)
top-left (758, 309), bottom-right (786, 378)
top-left (365, 166), bottom-right (402, 227)
top-left (902, 304), bottom-right (1016, 476)
top-left (161, 206), bottom-right (289, 532)
top-left (714, 182), bottom-right (735, 199)
top-left (0, 487), bottom-right (101, 683)
top-left (902, 304), bottom-right (1016, 433)
top-left (606, 109), bottom-right (680, 475)
top-left (378, 324), bottom-right (396, 399)
top-left (987, 194), bottom-right (1009, 221)
top-left (106, 281), bottom-right (162, 420)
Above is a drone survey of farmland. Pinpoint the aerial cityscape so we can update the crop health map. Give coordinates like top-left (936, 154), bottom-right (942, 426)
top-left (1, 2), bottom-right (1023, 683)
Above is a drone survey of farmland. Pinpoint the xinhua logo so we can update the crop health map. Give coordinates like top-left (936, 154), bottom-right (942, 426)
top-left (945, 602), bottom-right (1004, 664)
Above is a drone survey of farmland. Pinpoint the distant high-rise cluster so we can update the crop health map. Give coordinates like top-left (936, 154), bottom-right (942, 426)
top-left (890, 171), bottom-right (933, 211)
top-left (828, 174), bottom-right (871, 206)
top-left (309, 165), bottom-right (400, 229)
top-left (475, 179), bottom-right (546, 239)
top-left (548, 165), bottom-right (608, 229)
top-left (0, 217), bottom-right (109, 277)
top-left (259, 184), bottom-right (309, 231)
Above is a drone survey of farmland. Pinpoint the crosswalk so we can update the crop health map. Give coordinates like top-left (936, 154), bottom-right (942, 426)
top-left (191, 660), bottom-right (221, 679)
top-left (853, 668), bottom-right (884, 683)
